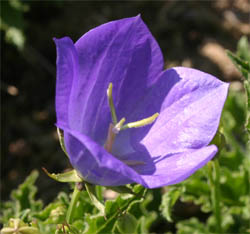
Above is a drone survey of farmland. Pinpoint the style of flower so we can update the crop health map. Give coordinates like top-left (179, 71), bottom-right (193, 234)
top-left (54, 15), bottom-right (229, 188)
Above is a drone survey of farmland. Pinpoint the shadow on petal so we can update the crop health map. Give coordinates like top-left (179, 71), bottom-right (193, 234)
top-left (129, 68), bottom-right (182, 152)
top-left (118, 145), bottom-right (159, 176)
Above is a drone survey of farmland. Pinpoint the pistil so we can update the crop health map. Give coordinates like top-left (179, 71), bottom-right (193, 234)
top-left (113, 117), bottom-right (126, 134)
top-left (104, 123), bottom-right (116, 153)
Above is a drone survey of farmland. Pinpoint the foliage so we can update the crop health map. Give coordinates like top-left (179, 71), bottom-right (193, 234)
top-left (0, 172), bottom-right (155, 233)
top-left (227, 36), bottom-right (250, 145)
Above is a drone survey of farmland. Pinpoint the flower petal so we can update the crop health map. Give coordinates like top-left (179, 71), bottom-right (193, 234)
top-left (68, 15), bottom-right (163, 144)
top-left (139, 145), bottom-right (217, 188)
top-left (61, 127), bottom-right (146, 186)
top-left (131, 67), bottom-right (229, 157)
top-left (54, 37), bottom-right (79, 128)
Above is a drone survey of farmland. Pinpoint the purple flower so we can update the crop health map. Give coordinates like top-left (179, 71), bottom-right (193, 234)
top-left (54, 16), bottom-right (229, 188)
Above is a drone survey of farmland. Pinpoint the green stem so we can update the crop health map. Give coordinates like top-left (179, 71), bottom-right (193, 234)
top-left (214, 159), bottom-right (222, 233)
top-left (95, 185), bottom-right (103, 201)
top-left (66, 184), bottom-right (81, 224)
top-left (208, 159), bottom-right (222, 233)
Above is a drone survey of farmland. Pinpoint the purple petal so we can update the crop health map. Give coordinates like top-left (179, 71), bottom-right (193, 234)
top-left (131, 67), bottom-right (229, 157)
top-left (139, 145), bottom-right (217, 188)
top-left (61, 127), bottom-right (146, 186)
top-left (68, 15), bottom-right (163, 145)
top-left (54, 37), bottom-right (79, 128)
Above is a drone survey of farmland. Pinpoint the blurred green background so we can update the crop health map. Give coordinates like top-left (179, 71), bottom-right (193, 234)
top-left (1, 0), bottom-right (249, 219)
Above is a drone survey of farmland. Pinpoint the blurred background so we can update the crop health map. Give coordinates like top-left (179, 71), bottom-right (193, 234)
top-left (1, 0), bottom-right (249, 227)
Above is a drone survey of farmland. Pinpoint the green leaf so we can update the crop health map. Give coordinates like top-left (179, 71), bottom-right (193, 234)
top-left (71, 220), bottom-right (86, 233)
top-left (221, 89), bottom-right (248, 155)
top-left (85, 183), bottom-right (105, 216)
top-left (137, 212), bottom-right (157, 234)
top-left (116, 213), bottom-right (138, 234)
top-left (0, 171), bottom-right (42, 228)
top-left (220, 167), bottom-right (249, 205)
top-left (160, 187), bottom-right (181, 222)
top-left (237, 36), bottom-right (250, 63)
top-left (71, 191), bottom-right (94, 220)
top-left (10, 170), bottom-right (43, 220)
top-left (42, 168), bottom-right (82, 183)
top-left (83, 185), bottom-right (146, 234)
top-left (34, 201), bottom-right (63, 221)
top-left (176, 217), bottom-right (209, 234)
top-left (105, 185), bottom-right (135, 195)
top-left (128, 190), bottom-right (157, 233)
top-left (83, 214), bottom-right (107, 234)
top-left (227, 50), bottom-right (250, 79)
top-left (36, 222), bottom-right (57, 234)
top-left (227, 37), bottom-right (250, 143)
top-left (180, 169), bottom-right (212, 213)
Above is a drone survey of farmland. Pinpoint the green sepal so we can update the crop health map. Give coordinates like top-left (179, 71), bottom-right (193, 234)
top-left (85, 183), bottom-right (105, 216)
top-left (42, 168), bottom-right (82, 183)
top-left (211, 130), bottom-right (226, 153)
top-left (57, 128), bottom-right (69, 158)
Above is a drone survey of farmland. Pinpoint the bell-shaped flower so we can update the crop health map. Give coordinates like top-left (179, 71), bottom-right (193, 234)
top-left (54, 15), bottom-right (229, 188)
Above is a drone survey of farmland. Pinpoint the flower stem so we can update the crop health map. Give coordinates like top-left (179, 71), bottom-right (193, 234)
top-left (213, 159), bottom-right (222, 233)
top-left (208, 159), bottom-right (222, 233)
top-left (66, 184), bottom-right (81, 224)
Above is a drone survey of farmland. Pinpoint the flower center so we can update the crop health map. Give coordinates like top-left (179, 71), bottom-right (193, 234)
top-left (104, 83), bottom-right (159, 154)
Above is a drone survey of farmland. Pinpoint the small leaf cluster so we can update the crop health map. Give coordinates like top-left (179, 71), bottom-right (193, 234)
top-left (227, 36), bottom-right (250, 143)
top-left (0, 172), bottom-right (157, 234)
